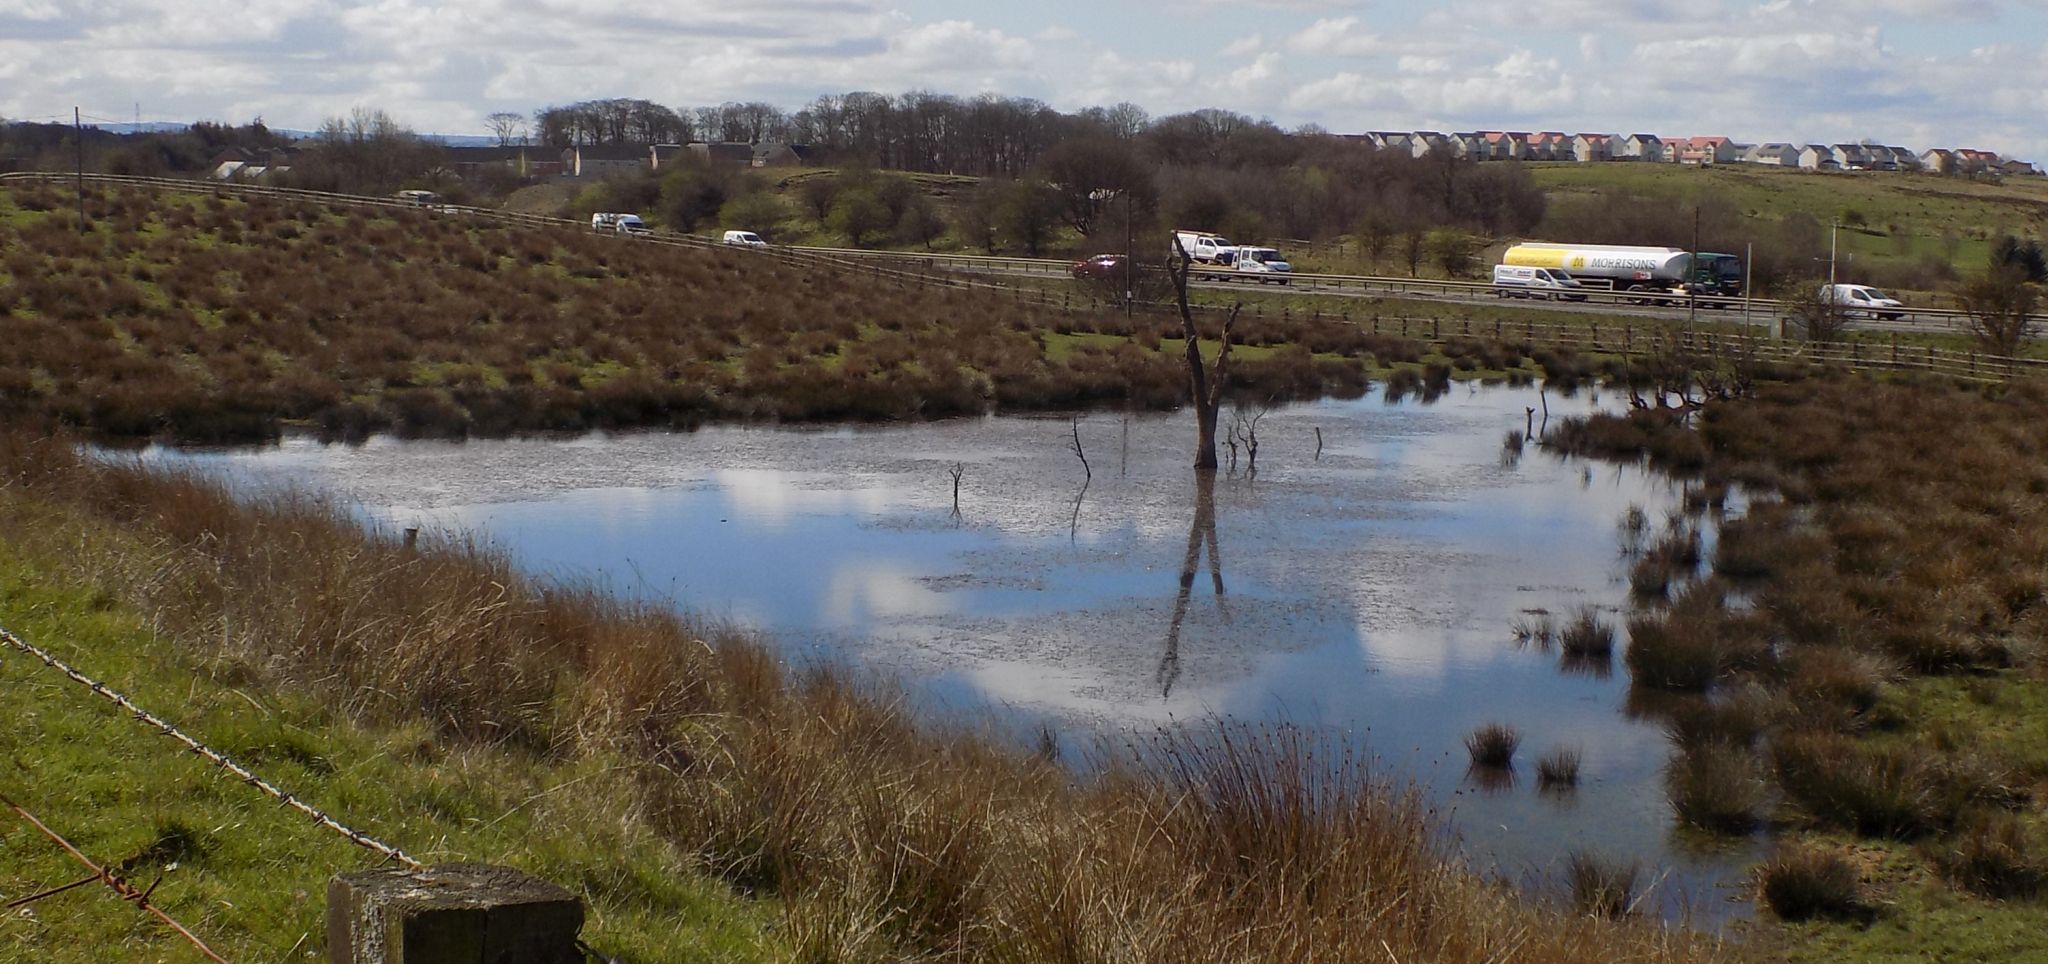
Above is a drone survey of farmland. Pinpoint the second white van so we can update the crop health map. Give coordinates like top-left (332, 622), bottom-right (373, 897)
top-left (1493, 264), bottom-right (1587, 301)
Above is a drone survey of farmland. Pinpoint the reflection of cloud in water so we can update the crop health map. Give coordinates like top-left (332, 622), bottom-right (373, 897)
top-left (821, 562), bottom-right (955, 625)
top-left (714, 468), bottom-right (899, 528)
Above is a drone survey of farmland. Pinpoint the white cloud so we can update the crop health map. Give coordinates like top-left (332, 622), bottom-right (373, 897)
top-left (1221, 33), bottom-right (1267, 58)
top-left (0, 0), bottom-right (2044, 160)
top-left (1287, 15), bottom-right (1383, 56)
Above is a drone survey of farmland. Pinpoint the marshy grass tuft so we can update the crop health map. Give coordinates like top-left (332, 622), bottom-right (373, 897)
top-left (1464, 722), bottom-right (1521, 769)
top-left (1510, 611), bottom-right (1557, 651)
top-left (1624, 613), bottom-right (1725, 692)
top-left (1382, 367), bottom-right (1422, 402)
top-left (1665, 744), bottom-right (1766, 835)
top-left (1771, 733), bottom-right (1953, 840)
top-left (1564, 850), bottom-right (1641, 919)
top-left (1757, 847), bottom-right (1871, 922)
top-left (1617, 504), bottom-right (1650, 557)
top-left (1932, 813), bottom-right (2048, 899)
top-left (1537, 746), bottom-right (1583, 791)
top-left (1784, 647), bottom-right (1892, 729)
top-left (1559, 606), bottom-right (1615, 659)
top-left (1662, 690), bottom-right (1770, 754)
top-left (1500, 429), bottom-right (1525, 467)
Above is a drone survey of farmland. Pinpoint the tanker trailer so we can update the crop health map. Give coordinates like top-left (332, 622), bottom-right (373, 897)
top-left (1501, 243), bottom-right (1743, 304)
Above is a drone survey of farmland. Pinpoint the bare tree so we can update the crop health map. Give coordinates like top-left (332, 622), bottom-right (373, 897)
top-left (1401, 228), bottom-right (1427, 278)
top-left (1168, 238), bottom-right (1239, 470)
top-left (1230, 401), bottom-right (1269, 475)
top-left (485, 111), bottom-right (526, 147)
top-left (1783, 282), bottom-right (1852, 343)
top-left (1957, 266), bottom-right (2040, 357)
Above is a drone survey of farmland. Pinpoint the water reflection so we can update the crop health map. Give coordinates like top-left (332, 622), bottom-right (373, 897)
top-left (134, 385), bottom-right (1762, 924)
top-left (1159, 471), bottom-right (1226, 698)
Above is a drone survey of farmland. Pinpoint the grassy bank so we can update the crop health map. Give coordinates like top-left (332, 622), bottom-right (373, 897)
top-left (0, 430), bottom-right (1725, 961)
top-left (1545, 373), bottom-right (2048, 956)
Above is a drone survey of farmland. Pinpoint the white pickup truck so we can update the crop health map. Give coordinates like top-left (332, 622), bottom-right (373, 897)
top-left (1170, 230), bottom-right (1236, 264)
top-left (591, 212), bottom-right (651, 236)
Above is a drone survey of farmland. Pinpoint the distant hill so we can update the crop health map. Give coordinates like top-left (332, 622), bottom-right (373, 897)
top-left (83, 121), bottom-right (500, 147)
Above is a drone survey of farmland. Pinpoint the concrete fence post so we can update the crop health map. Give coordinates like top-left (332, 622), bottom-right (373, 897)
top-left (328, 864), bottom-right (583, 964)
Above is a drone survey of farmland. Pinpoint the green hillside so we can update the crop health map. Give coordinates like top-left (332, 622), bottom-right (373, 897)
top-left (1530, 161), bottom-right (2048, 283)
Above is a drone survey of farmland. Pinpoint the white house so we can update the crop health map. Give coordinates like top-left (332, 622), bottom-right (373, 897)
top-left (1741, 143), bottom-right (1795, 165)
top-left (1473, 131), bottom-right (1529, 161)
top-left (1830, 144), bottom-right (1877, 170)
top-left (1798, 145), bottom-right (1840, 170)
top-left (1618, 134), bottom-right (1664, 161)
top-left (1671, 136), bottom-right (1740, 165)
top-left (1573, 134), bottom-right (1614, 163)
top-left (1363, 131), bottom-right (1413, 153)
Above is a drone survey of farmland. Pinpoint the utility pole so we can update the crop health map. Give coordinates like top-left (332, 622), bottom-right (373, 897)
top-left (74, 107), bottom-right (86, 234)
top-left (1743, 241), bottom-right (1754, 332)
top-left (1124, 189), bottom-right (1134, 320)
top-left (1828, 221), bottom-right (1839, 288)
top-left (1687, 204), bottom-right (1700, 335)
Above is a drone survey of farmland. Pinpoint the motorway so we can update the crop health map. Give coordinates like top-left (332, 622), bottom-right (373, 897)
top-left (784, 244), bottom-right (1972, 336)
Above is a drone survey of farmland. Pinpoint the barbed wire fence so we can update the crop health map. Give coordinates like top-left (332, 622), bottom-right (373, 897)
top-left (0, 622), bottom-right (425, 962)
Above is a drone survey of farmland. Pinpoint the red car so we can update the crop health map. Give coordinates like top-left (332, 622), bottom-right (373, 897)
top-left (1069, 253), bottom-right (1129, 280)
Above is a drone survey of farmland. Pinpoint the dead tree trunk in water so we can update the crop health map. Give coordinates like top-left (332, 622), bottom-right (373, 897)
top-left (1169, 239), bottom-right (1239, 471)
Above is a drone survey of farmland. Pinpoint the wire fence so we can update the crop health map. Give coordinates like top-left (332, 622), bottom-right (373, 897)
top-left (0, 625), bottom-right (422, 871)
top-left (2, 793), bottom-right (232, 962)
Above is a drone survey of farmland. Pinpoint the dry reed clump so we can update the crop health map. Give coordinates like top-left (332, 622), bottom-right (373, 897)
top-left (1756, 847), bottom-right (1870, 922)
top-left (1661, 688), bottom-right (1772, 754)
top-left (1537, 746), bottom-right (1583, 791)
top-left (1782, 648), bottom-right (1892, 730)
top-left (1564, 850), bottom-right (1640, 919)
top-left (1770, 733), bottom-right (1953, 840)
top-left (1559, 606), bottom-right (1616, 659)
top-left (1665, 744), bottom-right (1766, 836)
top-left (1624, 611), bottom-right (1726, 693)
top-left (0, 431), bottom-right (1720, 962)
top-left (1465, 722), bottom-right (1521, 769)
top-left (1512, 611), bottom-right (1558, 650)
top-left (1931, 813), bottom-right (2048, 899)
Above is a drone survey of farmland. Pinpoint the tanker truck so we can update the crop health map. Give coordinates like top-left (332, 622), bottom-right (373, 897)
top-left (1500, 243), bottom-right (1743, 305)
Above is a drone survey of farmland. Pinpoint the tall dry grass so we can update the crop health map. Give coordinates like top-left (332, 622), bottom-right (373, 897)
top-left (0, 183), bottom-right (1401, 442)
top-left (0, 431), bottom-right (1721, 961)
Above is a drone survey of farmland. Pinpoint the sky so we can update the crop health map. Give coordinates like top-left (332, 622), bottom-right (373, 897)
top-left (4, 0), bottom-right (2047, 159)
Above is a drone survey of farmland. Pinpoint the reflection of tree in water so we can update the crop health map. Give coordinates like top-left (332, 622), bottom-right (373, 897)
top-left (1158, 471), bottom-right (1228, 698)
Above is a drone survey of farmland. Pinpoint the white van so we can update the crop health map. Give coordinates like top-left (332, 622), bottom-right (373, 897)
top-left (1170, 230), bottom-right (1236, 264)
top-left (722, 230), bottom-right (767, 247)
top-left (591, 212), bottom-right (650, 236)
top-left (1816, 283), bottom-right (1905, 319)
top-left (1493, 264), bottom-right (1587, 301)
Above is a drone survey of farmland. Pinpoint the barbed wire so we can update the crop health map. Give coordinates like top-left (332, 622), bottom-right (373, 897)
top-left (2, 793), bottom-right (232, 962)
top-left (0, 624), bottom-right (423, 871)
